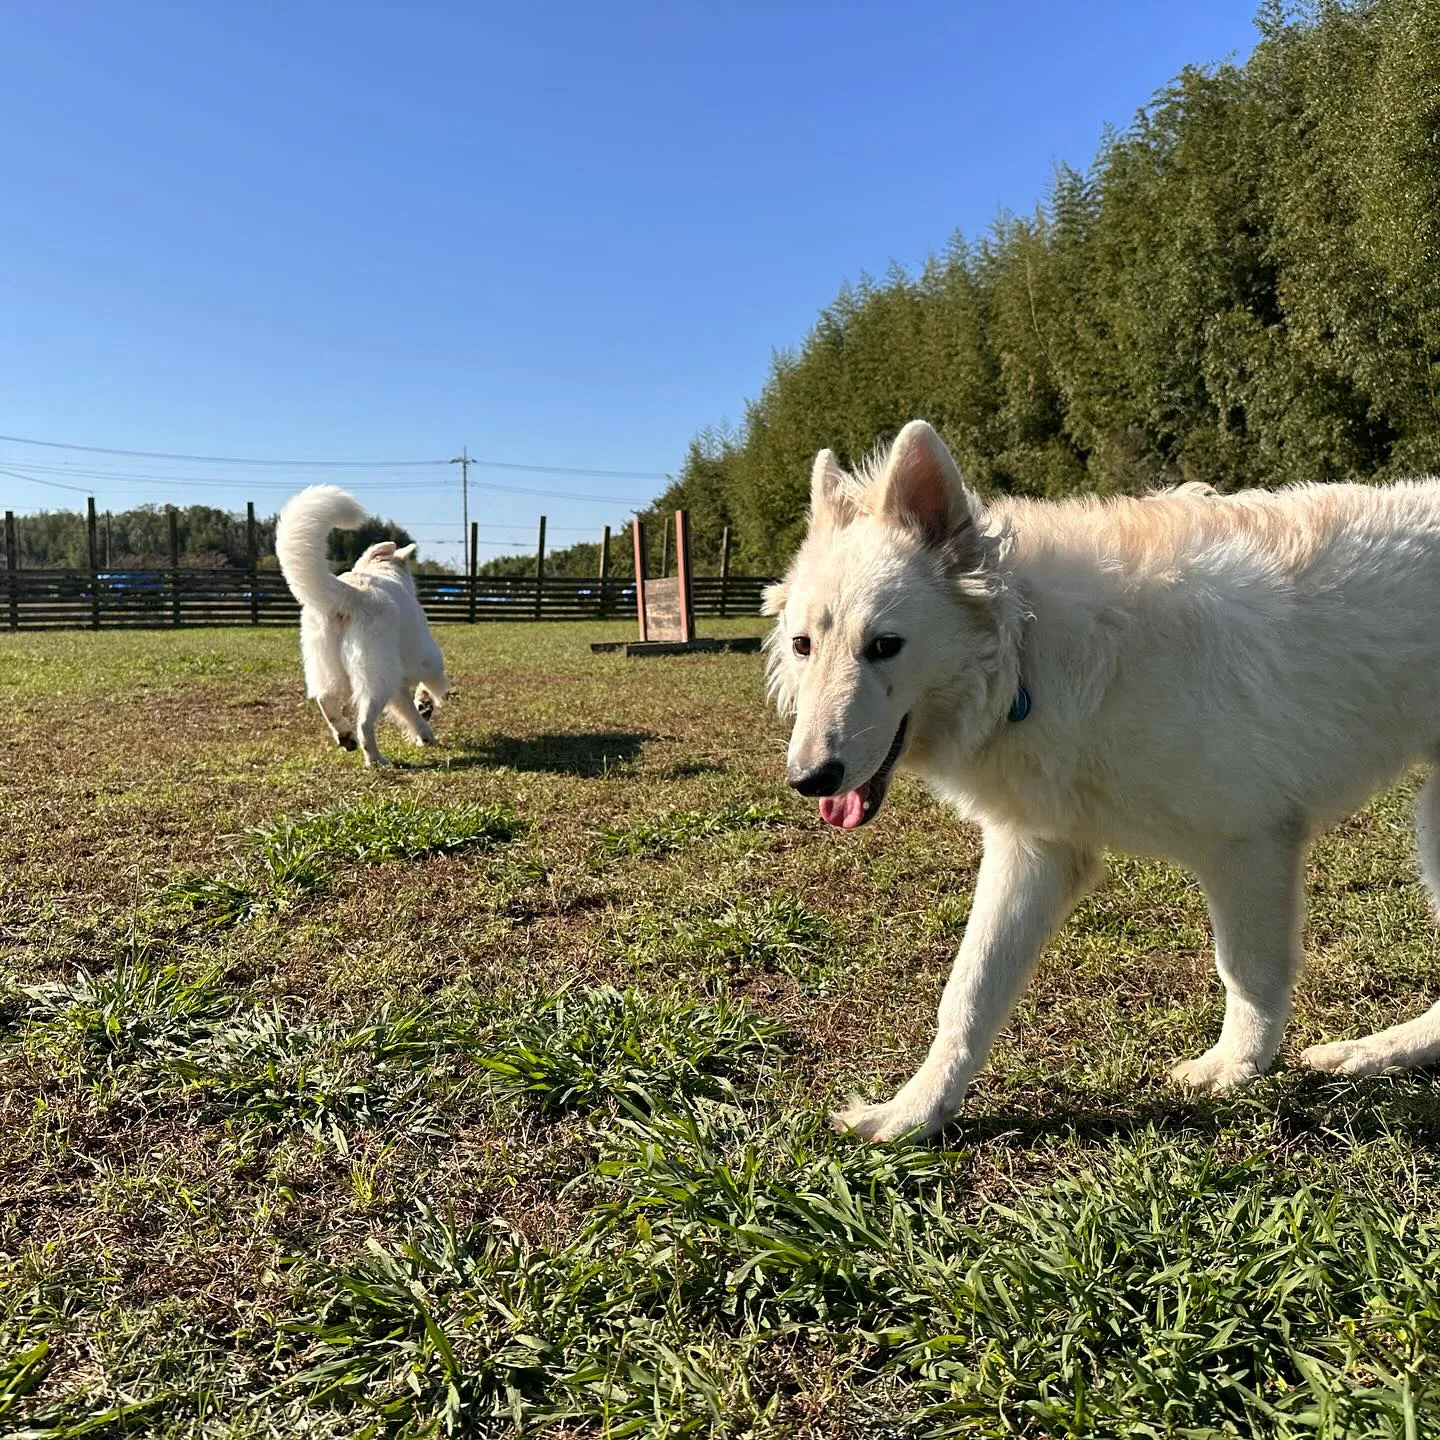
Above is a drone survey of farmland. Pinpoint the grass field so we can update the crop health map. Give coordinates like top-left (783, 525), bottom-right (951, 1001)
top-left (3, 622), bottom-right (1440, 1438)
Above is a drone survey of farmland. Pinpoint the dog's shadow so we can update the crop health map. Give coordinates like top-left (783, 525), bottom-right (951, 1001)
top-left (407, 729), bottom-right (657, 778)
top-left (946, 1090), bottom-right (1236, 1152)
top-left (936, 1067), bottom-right (1440, 1151)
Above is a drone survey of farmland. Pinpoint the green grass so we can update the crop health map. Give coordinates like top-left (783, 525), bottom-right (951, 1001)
top-left (16, 952), bottom-right (229, 1072)
top-left (168, 794), bottom-right (524, 925)
top-left (596, 799), bottom-right (790, 859)
top-left (3, 621), bottom-right (1440, 1437)
top-left (616, 892), bottom-right (846, 993)
top-left (476, 985), bottom-right (784, 1116)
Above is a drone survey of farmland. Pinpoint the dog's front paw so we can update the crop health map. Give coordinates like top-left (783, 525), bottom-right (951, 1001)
top-left (829, 1094), bottom-right (947, 1144)
top-left (364, 754), bottom-right (393, 769)
top-left (1300, 1038), bottom-right (1395, 1078)
top-left (1169, 1048), bottom-right (1262, 1092)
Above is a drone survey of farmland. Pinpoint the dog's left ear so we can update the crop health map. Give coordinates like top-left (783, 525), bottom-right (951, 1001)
top-left (393, 543), bottom-right (417, 563)
top-left (810, 449), bottom-right (853, 524)
top-left (878, 421), bottom-right (980, 559)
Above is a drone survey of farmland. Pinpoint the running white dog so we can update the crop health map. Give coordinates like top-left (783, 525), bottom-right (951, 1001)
top-left (764, 420), bottom-right (1440, 1141)
top-left (276, 485), bottom-right (449, 767)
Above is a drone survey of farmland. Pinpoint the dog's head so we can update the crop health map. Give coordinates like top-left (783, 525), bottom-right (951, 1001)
top-left (763, 420), bottom-right (1009, 829)
top-left (354, 540), bottom-right (419, 587)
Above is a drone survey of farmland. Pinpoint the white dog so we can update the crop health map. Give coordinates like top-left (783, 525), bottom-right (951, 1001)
top-left (764, 420), bottom-right (1440, 1141)
top-left (276, 485), bottom-right (449, 767)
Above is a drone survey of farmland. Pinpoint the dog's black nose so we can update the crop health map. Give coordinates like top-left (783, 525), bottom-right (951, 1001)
top-left (788, 759), bottom-right (845, 796)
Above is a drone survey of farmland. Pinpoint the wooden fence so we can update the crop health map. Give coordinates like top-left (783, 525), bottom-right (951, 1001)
top-left (0, 568), bottom-right (775, 631)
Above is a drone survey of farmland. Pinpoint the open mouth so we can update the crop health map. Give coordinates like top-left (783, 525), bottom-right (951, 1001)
top-left (818, 716), bottom-right (909, 830)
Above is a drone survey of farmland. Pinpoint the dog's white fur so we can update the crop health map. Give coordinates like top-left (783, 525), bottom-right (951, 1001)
top-left (765, 420), bottom-right (1440, 1141)
top-left (276, 485), bottom-right (449, 768)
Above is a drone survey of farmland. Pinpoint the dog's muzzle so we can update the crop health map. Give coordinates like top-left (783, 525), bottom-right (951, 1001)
top-left (787, 759), bottom-right (846, 796)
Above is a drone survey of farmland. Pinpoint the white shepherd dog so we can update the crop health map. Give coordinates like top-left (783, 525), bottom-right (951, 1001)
top-left (276, 484), bottom-right (449, 768)
top-left (764, 420), bottom-right (1440, 1141)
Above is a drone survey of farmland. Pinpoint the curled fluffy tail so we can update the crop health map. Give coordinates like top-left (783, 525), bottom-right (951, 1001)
top-left (276, 485), bottom-right (368, 611)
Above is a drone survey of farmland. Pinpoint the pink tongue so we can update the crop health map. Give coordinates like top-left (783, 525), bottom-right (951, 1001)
top-left (819, 787), bottom-right (868, 830)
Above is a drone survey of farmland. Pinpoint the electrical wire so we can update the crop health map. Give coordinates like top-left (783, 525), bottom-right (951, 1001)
top-left (0, 462), bottom-right (653, 508)
top-left (0, 465), bottom-right (92, 495)
top-left (0, 432), bottom-right (671, 481)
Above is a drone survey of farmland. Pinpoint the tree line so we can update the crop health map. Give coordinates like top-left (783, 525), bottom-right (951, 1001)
top-left (632, 0), bottom-right (1440, 574)
top-left (15, 4), bottom-right (1434, 583)
top-left (6, 504), bottom-right (420, 571)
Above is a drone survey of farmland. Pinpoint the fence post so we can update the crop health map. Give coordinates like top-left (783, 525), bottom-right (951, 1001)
top-left (4, 510), bottom-right (17, 632)
top-left (632, 519), bottom-right (648, 642)
top-left (87, 496), bottom-right (100, 630)
top-left (659, 515), bottom-right (669, 579)
top-left (597, 524), bottom-right (610, 618)
top-left (719, 526), bottom-right (731, 618)
top-left (674, 509), bottom-right (695, 642)
top-left (468, 521), bottom-right (478, 623)
top-left (104, 510), bottom-right (113, 569)
top-left (246, 501), bottom-right (258, 625)
top-left (169, 506), bottom-right (181, 627)
top-left (534, 514), bottom-right (546, 620)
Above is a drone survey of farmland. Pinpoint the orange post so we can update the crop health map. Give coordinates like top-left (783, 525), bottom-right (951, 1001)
top-left (631, 519), bottom-right (648, 642)
top-left (674, 509), bottom-right (695, 642)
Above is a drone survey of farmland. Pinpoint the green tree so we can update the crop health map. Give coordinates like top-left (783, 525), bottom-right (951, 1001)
top-left (666, 0), bottom-right (1440, 573)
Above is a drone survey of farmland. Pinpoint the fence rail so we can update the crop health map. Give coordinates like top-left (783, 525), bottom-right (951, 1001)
top-left (0, 569), bottom-right (775, 631)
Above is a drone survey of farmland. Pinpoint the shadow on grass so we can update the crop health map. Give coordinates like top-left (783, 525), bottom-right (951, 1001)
top-left (416, 730), bottom-right (657, 777)
top-left (933, 1066), bottom-right (1440, 1151)
top-left (659, 761), bottom-right (727, 780)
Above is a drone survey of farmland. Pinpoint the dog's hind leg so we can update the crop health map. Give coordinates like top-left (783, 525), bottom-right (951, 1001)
top-left (414, 653), bottom-right (449, 721)
top-left (302, 620), bottom-right (356, 751)
top-left (387, 692), bottom-right (435, 747)
top-left (833, 829), bottom-right (1100, 1142)
top-left (1303, 770), bottom-right (1440, 1077)
top-left (413, 674), bottom-right (446, 722)
top-left (315, 692), bottom-right (357, 751)
top-left (354, 691), bottom-right (391, 768)
top-left (1172, 829), bottom-right (1306, 1092)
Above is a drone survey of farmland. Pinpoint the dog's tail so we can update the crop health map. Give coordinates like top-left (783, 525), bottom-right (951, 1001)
top-left (276, 485), bottom-right (368, 611)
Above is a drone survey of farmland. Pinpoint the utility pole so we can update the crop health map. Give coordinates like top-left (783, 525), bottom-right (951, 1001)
top-left (86, 496), bottom-right (99, 630)
top-left (450, 448), bottom-right (471, 566)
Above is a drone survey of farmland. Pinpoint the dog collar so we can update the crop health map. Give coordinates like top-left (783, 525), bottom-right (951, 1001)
top-left (1008, 685), bottom-right (1031, 723)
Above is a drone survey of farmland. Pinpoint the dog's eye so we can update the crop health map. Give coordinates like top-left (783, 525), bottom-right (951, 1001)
top-left (792, 635), bottom-right (811, 658)
top-left (866, 634), bottom-right (905, 662)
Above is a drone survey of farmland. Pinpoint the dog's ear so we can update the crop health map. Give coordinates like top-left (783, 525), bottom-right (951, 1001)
top-left (878, 421), bottom-right (979, 559)
top-left (761, 580), bottom-right (787, 618)
top-left (393, 543), bottom-right (417, 563)
top-left (810, 449), bottom-right (854, 525)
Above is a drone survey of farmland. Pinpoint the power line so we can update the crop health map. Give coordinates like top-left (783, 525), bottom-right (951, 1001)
top-left (0, 465), bottom-right (92, 494)
top-left (8, 460), bottom-right (439, 482)
top-left (0, 435), bottom-right (444, 467)
top-left (0, 431), bottom-right (672, 481)
top-left (0, 460), bottom-right (651, 507)
top-left (472, 522), bottom-right (601, 533)
top-left (379, 521), bottom-right (604, 537)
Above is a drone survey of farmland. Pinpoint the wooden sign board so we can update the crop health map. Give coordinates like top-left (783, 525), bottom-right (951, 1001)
top-left (591, 508), bottom-right (760, 655)
top-left (642, 575), bottom-right (685, 642)
top-left (631, 513), bottom-right (695, 646)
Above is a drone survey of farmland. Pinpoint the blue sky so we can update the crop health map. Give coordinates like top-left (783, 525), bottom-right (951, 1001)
top-left (1, 1), bottom-right (1260, 568)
